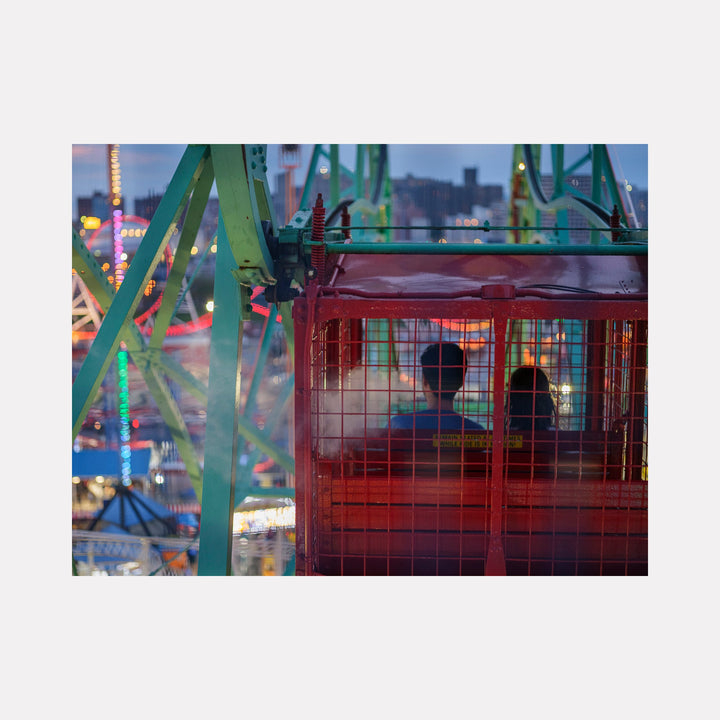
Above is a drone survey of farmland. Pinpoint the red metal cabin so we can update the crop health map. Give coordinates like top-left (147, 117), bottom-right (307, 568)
top-left (293, 245), bottom-right (648, 575)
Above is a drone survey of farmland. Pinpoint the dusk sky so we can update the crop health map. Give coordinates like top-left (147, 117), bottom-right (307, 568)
top-left (71, 143), bottom-right (648, 210)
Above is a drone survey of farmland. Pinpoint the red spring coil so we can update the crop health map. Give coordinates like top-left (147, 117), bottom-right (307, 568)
top-left (311, 193), bottom-right (326, 281)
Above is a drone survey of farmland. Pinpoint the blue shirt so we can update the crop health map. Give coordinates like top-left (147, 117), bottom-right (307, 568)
top-left (389, 408), bottom-right (484, 431)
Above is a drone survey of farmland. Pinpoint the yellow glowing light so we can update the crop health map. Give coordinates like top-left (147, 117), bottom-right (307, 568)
top-left (72, 477), bottom-right (80, 484)
top-left (439, 238), bottom-right (447, 243)
top-left (101, 263), bottom-right (110, 271)
top-left (206, 301), bottom-right (215, 312)
top-left (473, 238), bottom-right (482, 244)
top-left (191, 246), bottom-right (198, 255)
top-left (518, 162), bottom-right (526, 171)
top-left (464, 218), bottom-right (471, 226)
top-left (112, 198), bottom-right (121, 206)
top-left (561, 383), bottom-right (572, 394)
top-left (83, 216), bottom-right (101, 230)
top-left (211, 244), bottom-right (217, 253)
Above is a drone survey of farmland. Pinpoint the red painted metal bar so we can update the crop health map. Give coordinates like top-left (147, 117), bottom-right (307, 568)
top-left (311, 297), bottom-right (647, 323)
top-left (487, 313), bottom-right (508, 575)
top-left (292, 299), bottom-right (311, 575)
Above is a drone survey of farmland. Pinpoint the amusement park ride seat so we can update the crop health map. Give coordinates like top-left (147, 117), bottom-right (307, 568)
top-left (293, 229), bottom-right (648, 576)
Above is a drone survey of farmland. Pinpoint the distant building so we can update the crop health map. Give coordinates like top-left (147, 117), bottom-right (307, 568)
top-left (392, 170), bottom-right (504, 242)
top-left (76, 191), bottom-right (112, 224)
top-left (134, 192), bottom-right (164, 222)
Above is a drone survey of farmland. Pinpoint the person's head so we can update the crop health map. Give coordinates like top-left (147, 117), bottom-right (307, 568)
top-left (506, 366), bottom-right (556, 430)
top-left (420, 343), bottom-right (466, 404)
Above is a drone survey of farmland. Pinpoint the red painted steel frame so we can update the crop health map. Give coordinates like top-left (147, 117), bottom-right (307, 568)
top-left (293, 291), bottom-right (647, 576)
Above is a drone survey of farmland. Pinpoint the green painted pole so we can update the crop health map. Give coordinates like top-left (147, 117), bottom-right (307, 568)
top-left (591, 145), bottom-right (604, 245)
top-left (242, 305), bottom-right (278, 418)
top-left (236, 371), bottom-right (295, 502)
top-left (330, 144), bottom-right (340, 208)
top-left (551, 144), bottom-right (570, 245)
top-left (298, 145), bottom-right (323, 210)
top-left (353, 145), bottom-right (366, 239)
top-left (198, 214), bottom-right (244, 576)
top-left (149, 155), bottom-right (215, 349)
top-left (322, 242), bottom-right (647, 256)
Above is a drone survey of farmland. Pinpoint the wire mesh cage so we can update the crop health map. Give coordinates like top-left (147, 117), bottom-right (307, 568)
top-left (293, 253), bottom-right (648, 576)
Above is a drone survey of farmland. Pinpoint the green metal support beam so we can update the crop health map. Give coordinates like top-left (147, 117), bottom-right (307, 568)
top-left (72, 145), bottom-right (210, 438)
top-left (237, 371), bottom-right (295, 499)
top-left (212, 145), bottom-right (276, 287)
top-left (149, 154), bottom-right (216, 349)
top-left (235, 414), bottom-right (294, 474)
top-left (197, 215), bottom-right (244, 576)
top-left (322, 242), bottom-right (647, 255)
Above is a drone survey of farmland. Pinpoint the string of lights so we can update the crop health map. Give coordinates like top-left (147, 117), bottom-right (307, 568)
top-left (108, 144), bottom-right (132, 486)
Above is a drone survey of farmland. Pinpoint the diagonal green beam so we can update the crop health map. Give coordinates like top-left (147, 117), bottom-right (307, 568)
top-left (235, 414), bottom-right (294, 475)
top-left (146, 349), bottom-right (208, 402)
top-left (72, 229), bottom-right (205, 498)
top-left (149, 153), bottom-right (216, 349)
top-left (236, 371), bottom-right (295, 499)
top-left (242, 304), bottom-right (278, 419)
top-left (299, 144), bottom-right (324, 210)
top-left (72, 144), bottom-right (210, 437)
top-left (279, 301), bottom-right (294, 359)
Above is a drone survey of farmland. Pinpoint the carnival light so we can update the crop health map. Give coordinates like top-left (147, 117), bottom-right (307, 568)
top-left (117, 347), bottom-right (132, 486)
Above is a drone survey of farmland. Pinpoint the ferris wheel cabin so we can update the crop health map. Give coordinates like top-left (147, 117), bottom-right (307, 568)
top-left (292, 243), bottom-right (648, 576)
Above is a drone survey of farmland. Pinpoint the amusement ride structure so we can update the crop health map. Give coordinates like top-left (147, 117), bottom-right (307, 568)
top-left (72, 144), bottom-right (647, 576)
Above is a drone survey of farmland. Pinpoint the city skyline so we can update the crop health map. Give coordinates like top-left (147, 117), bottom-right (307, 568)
top-left (72, 143), bottom-right (648, 214)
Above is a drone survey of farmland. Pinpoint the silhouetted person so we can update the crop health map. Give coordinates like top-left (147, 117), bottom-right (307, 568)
top-left (506, 366), bottom-right (556, 431)
top-left (390, 342), bottom-right (483, 431)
